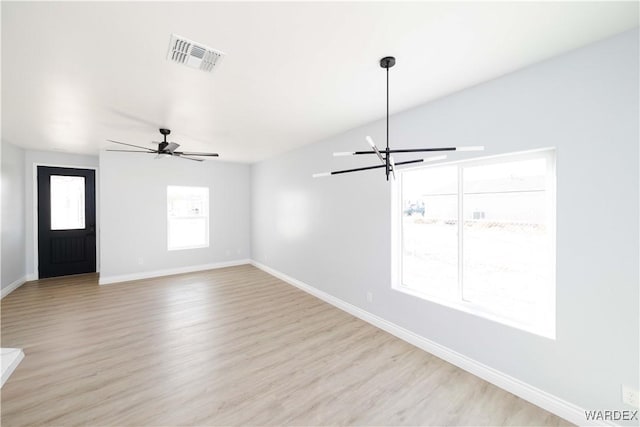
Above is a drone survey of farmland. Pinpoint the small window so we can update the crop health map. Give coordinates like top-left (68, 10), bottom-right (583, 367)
top-left (167, 186), bottom-right (210, 251)
top-left (50, 175), bottom-right (85, 230)
top-left (395, 149), bottom-right (556, 338)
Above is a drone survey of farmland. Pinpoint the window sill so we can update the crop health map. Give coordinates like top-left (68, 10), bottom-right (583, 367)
top-left (392, 284), bottom-right (556, 340)
top-left (167, 244), bottom-right (209, 251)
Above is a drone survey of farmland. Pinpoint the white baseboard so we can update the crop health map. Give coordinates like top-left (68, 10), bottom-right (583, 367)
top-left (98, 259), bottom-right (251, 285)
top-left (1, 276), bottom-right (27, 299)
top-left (1, 348), bottom-right (24, 388)
top-left (26, 273), bottom-right (38, 282)
top-left (250, 260), bottom-right (605, 427)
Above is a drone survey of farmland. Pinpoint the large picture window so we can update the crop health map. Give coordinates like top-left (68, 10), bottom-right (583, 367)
top-left (395, 149), bottom-right (556, 338)
top-left (167, 186), bottom-right (210, 251)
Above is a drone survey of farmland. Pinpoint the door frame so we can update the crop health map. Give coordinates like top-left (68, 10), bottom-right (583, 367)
top-left (32, 163), bottom-right (100, 280)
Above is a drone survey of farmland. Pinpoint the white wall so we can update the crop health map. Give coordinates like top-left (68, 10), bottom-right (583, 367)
top-left (24, 150), bottom-right (99, 279)
top-left (99, 152), bottom-right (251, 282)
top-left (1, 141), bottom-right (26, 289)
top-left (251, 29), bottom-right (639, 418)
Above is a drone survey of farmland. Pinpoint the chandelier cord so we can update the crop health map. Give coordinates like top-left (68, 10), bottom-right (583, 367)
top-left (386, 64), bottom-right (390, 179)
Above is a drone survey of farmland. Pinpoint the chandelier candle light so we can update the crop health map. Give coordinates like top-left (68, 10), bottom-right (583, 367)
top-left (313, 56), bottom-right (484, 180)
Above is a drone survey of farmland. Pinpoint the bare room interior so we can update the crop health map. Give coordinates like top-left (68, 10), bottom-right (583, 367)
top-left (1, 2), bottom-right (639, 426)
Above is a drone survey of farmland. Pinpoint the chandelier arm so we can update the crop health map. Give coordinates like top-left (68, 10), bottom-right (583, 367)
top-left (332, 163), bottom-right (388, 175)
top-left (348, 147), bottom-right (456, 155)
top-left (388, 147), bottom-right (457, 153)
top-left (365, 136), bottom-right (386, 164)
top-left (373, 146), bottom-right (386, 165)
top-left (328, 158), bottom-right (425, 176)
top-left (389, 156), bottom-right (396, 180)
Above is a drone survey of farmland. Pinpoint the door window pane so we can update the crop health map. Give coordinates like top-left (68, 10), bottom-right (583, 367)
top-left (50, 175), bottom-right (85, 230)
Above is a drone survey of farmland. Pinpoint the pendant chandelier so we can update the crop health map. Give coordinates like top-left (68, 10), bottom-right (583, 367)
top-left (313, 56), bottom-right (484, 180)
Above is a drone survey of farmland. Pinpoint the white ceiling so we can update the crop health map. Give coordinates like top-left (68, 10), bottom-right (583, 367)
top-left (2, 2), bottom-right (638, 163)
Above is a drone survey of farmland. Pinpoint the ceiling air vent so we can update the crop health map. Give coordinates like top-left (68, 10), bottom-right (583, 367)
top-left (167, 34), bottom-right (225, 73)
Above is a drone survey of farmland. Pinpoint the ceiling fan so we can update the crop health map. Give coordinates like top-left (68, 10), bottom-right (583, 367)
top-left (313, 56), bottom-right (484, 180)
top-left (106, 128), bottom-right (219, 162)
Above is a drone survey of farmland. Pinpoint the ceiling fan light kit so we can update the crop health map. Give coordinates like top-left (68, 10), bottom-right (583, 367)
top-left (106, 128), bottom-right (220, 162)
top-left (313, 56), bottom-right (484, 180)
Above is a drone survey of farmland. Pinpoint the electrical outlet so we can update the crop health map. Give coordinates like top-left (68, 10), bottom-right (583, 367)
top-left (366, 292), bottom-right (373, 303)
top-left (137, 257), bottom-right (144, 265)
top-left (622, 385), bottom-right (640, 408)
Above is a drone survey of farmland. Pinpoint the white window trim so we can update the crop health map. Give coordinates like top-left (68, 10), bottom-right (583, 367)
top-left (391, 148), bottom-right (557, 339)
top-left (167, 186), bottom-right (210, 251)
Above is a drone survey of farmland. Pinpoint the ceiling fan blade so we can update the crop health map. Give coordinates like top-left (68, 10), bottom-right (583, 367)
top-left (106, 139), bottom-right (155, 152)
top-left (106, 149), bottom-right (157, 153)
top-left (175, 152), bottom-right (219, 157)
top-left (177, 155), bottom-right (204, 162)
top-left (166, 142), bottom-right (180, 153)
top-left (365, 136), bottom-right (386, 164)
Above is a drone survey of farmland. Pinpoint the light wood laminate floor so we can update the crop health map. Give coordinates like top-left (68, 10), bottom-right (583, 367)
top-left (1, 265), bottom-right (570, 426)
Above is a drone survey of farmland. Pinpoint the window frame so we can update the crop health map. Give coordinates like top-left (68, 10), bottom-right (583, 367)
top-left (391, 148), bottom-right (557, 339)
top-left (166, 185), bottom-right (210, 251)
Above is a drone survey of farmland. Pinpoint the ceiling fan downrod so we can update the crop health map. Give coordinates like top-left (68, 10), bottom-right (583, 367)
top-left (158, 128), bottom-right (171, 152)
